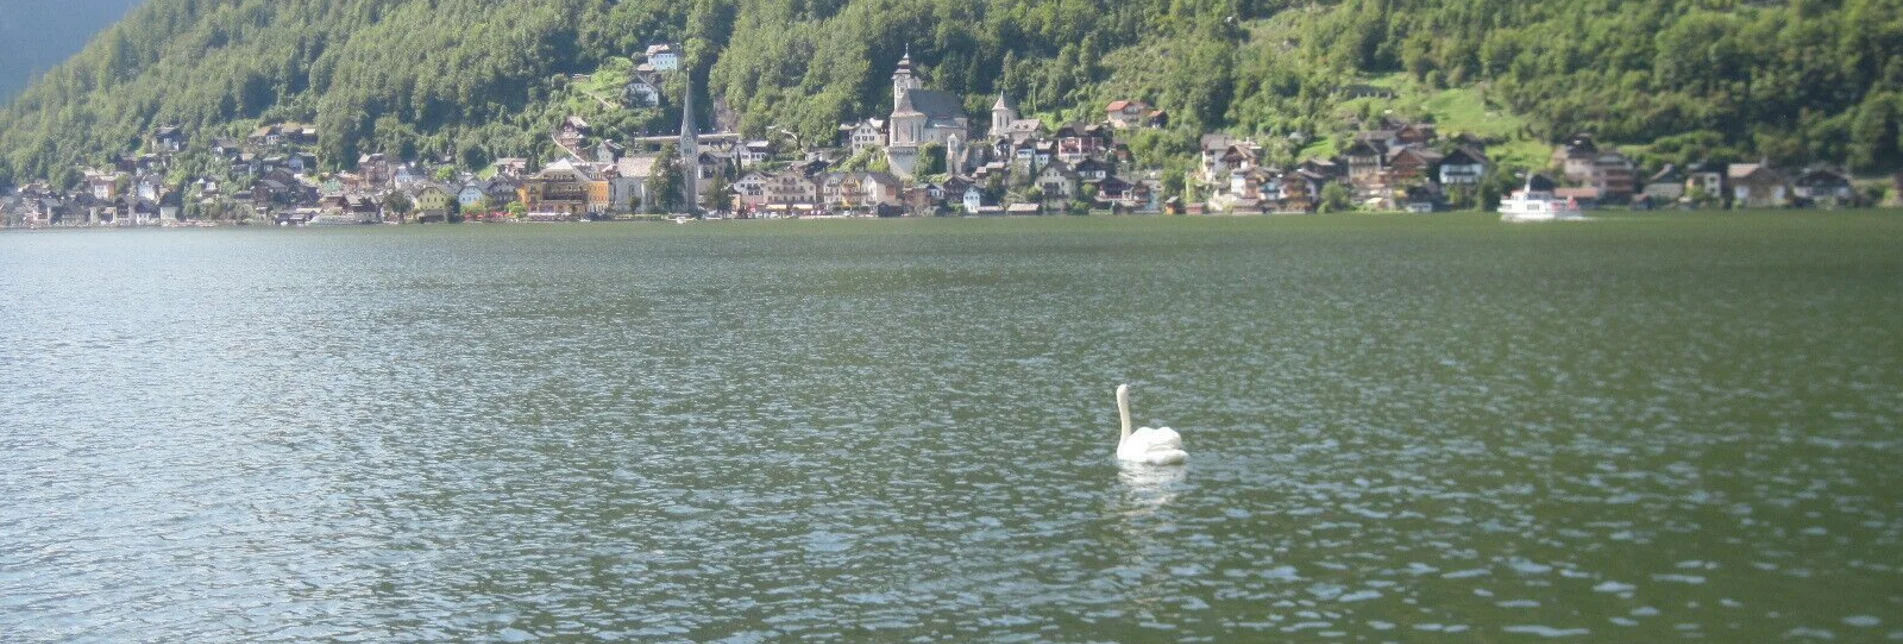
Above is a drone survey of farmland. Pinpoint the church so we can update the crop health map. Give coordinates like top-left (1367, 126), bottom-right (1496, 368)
top-left (884, 49), bottom-right (969, 178)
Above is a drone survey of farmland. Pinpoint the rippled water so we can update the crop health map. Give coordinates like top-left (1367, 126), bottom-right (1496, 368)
top-left (3, 214), bottom-right (1901, 641)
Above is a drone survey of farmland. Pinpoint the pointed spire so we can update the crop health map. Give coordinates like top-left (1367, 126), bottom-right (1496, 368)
top-left (679, 67), bottom-right (699, 214)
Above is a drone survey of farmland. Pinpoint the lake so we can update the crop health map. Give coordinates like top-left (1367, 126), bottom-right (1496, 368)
top-left (2, 213), bottom-right (1900, 641)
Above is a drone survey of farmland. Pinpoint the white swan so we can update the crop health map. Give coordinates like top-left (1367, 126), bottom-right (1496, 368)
top-left (1116, 384), bottom-right (1188, 465)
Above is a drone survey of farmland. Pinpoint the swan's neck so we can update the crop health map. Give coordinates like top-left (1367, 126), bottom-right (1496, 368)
top-left (1117, 386), bottom-right (1132, 441)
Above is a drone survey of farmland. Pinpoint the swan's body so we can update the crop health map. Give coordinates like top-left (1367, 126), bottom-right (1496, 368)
top-left (1116, 384), bottom-right (1188, 465)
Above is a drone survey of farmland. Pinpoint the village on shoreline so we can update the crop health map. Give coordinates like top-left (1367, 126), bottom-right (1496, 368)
top-left (4, 43), bottom-right (1899, 230)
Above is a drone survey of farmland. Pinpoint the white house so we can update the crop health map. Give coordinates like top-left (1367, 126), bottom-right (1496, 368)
top-left (1438, 147), bottom-right (1489, 185)
top-left (625, 77), bottom-right (661, 107)
top-left (458, 183), bottom-right (491, 210)
top-left (645, 44), bottom-right (680, 72)
top-left (963, 185), bottom-right (985, 213)
top-left (740, 141), bottom-right (773, 168)
top-left (840, 119), bottom-right (886, 155)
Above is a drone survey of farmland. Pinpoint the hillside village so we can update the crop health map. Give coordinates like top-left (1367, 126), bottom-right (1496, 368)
top-left (1, 44), bottom-right (1894, 228)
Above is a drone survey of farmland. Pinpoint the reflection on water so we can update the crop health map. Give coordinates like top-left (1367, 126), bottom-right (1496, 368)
top-left (1, 216), bottom-right (1900, 640)
top-left (1114, 463), bottom-right (1186, 518)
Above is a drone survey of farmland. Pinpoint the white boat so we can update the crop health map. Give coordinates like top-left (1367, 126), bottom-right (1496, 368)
top-left (1499, 179), bottom-right (1584, 222)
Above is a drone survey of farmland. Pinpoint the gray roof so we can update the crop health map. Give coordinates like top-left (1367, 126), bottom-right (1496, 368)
top-left (896, 89), bottom-right (967, 120)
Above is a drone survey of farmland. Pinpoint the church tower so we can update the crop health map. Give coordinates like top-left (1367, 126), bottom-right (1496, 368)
top-left (679, 68), bottom-right (699, 214)
top-left (892, 46), bottom-right (921, 112)
top-left (991, 92), bottom-right (1017, 136)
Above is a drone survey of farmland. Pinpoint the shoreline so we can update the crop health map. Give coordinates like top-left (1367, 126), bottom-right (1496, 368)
top-left (6, 208), bottom-right (1901, 233)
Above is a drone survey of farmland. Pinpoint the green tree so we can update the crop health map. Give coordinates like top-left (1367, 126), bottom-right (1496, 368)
top-left (702, 173), bottom-right (731, 214)
top-left (383, 192), bottom-right (414, 222)
top-left (1319, 182), bottom-right (1354, 213)
top-left (651, 142), bottom-right (685, 213)
top-left (917, 142), bottom-right (946, 176)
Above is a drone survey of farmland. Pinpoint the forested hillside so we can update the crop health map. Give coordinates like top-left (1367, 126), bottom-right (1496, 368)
top-left (2, 0), bottom-right (1899, 185)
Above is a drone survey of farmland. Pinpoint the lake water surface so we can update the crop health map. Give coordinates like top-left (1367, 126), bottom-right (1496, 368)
top-left (3, 214), bottom-right (1900, 641)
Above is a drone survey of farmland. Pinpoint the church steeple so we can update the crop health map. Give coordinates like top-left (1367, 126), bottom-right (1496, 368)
top-left (679, 67), bottom-right (699, 214)
top-left (991, 91), bottom-right (1017, 135)
top-left (892, 45), bottom-right (921, 112)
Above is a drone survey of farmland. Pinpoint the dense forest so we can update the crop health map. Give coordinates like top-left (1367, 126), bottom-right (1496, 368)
top-left (1, 0), bottom-right (1899, 186)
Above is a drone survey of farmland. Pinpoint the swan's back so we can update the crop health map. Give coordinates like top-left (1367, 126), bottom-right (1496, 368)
top-left (1119, 426), bottom-right (1187, 465)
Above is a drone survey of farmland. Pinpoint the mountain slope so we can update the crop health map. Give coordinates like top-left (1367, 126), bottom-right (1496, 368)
top-left (0, 0), bottom-right (147, 102)
top-left (2, 0), bottom-right (1899, 185)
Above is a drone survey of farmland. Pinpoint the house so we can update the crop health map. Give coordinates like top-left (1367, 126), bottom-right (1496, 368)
top-left (288, 124), bottom-right (318, 146)
top-left (1438, 147), bottom-right (1488, 186)
top-left (962, 184), bottom-right (987, 213)
top-left (1728, 162), bottom-right (1788, 208)
top-left (1792, 166), bottom-right (1854, 207)
top-left (1278, 173), bottom-right (1320, 213)
top-left (557, 116), bottom-right (591, 153)
top-left (1551, 134), bottom-right (1599, 183)
top-left (1643, 164), bottom-right (1686, 205)
top-left (518, 159), bottom-right (594, 216)
top-left (1053, 123), bottom-right (1111, 163)
top-left (1394, 122), bottom-right (1437, 146)
top-left (740, 141), bottom-right (773, 168)
top-left (158, 191), bottom-right (183, 223)
top-left (840, 119), bottom-right (886, 155)
top-left (151, 126), bottom-right (185, 153)
top-left (249, 125), bottom-right (282, 147)
top-left (87, 172), bottom-right (119, 200)
top-left (1684, 161), bottom-right (1727, 202)
top-left (1300, 157), bottom-right (1346, 180)
top-left (1402, 185), bottom-right (1441, 213)
top-left (1386, 147), bottom-right (1444, 184)
top-left (763, 171), bottom-right (818, 206)
top-left (587, 173), bottom-right (617, 215)
top-left (595, 140), bottom-right (625, 164)
top-left (865, 172), bottom-right (904, 206)
top-left (1006, 203), bottom-right (1042, 215)
top-left (613, 156), bottom-right (655, 213)
top-left (624, 77), bottom-right (662, 107)
top-left (1202, 140), bottom-right (1261, 184)
top-left (645, 43), bottom-right (681, 71)
top-left (412, 183), bottom-right (456, 222)
top-left (1106, 100), bottom-right (1153, 129)
top-left (1590, 151), bottom-right (1637, 203)
top-left (1144, 109), bottom-right (1169, 129)
top-left (733, 172), bottom-right (771, 212)
top-left (1036, 161), bottom-right (1079, 209)
top-left (358, 153), bottom-right (392, 186)
top-left (1342, 140), bottom-right (1387, 194)
top-left (486, 175), bottom-right (523, 205)
top-left (457, 183), bottom-right (489, 210)
top-left (1072, 158), bottom-right (1111, 183)
top-left (885, 50), bottom-right (970, 177)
